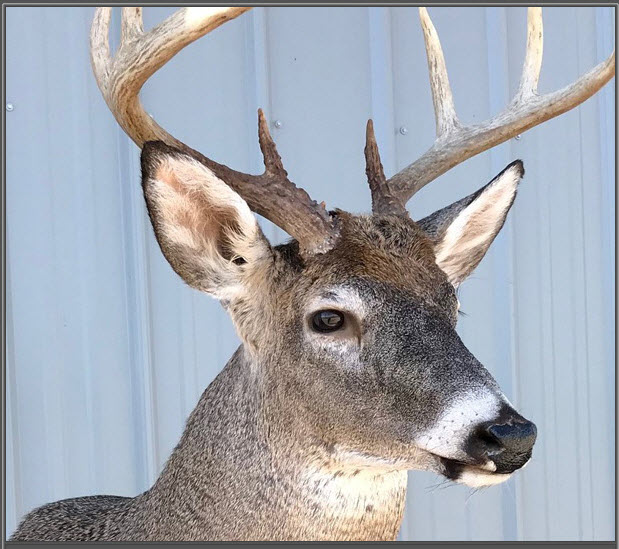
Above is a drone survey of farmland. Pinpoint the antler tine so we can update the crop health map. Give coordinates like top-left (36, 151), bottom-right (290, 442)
top-left (419, 7), bottom-right (459, 138)
top-left (91, 8), bottom-right (339, 255)
top-left (364, 120), bottom-right (406, 216)
top-left (121, 7), bottom-right (144, 43)
top-left (258, 108), bottom-right (287, 176)
top-left (250, 109), bottom-right (339, 253)
top-left (90, 8), bottom-right (112, 96)
top-left (516, 7), bottom-right (543, 102)
top-left (387, 7), bottom-right (615, 204)
top-left (91, 7), bottom-right (251, 148)
top-left (184, 111), bottom-right (338, 255)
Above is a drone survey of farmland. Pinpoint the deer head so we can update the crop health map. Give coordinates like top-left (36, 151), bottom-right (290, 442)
top-left (91, 7), bottom-right (614, 489)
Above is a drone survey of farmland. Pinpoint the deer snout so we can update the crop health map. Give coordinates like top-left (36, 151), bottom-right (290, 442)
top-left (472, 408), bottom-right (537, 474)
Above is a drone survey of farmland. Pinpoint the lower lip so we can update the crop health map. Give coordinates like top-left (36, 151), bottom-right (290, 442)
top-left (457, 468), bottom-right (512, 488)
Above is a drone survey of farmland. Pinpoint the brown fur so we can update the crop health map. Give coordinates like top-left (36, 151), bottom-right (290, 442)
top-left (11, 149), bottom-right (533, 541)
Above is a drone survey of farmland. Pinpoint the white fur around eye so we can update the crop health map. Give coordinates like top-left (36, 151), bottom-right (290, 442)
top-left (304, 288), bottom-right (365, 358)
top-left (307, 287), bottom-right (366, 318)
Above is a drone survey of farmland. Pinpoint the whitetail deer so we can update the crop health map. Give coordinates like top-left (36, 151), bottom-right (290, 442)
top-left (12, 6), bottom-right (614, 542)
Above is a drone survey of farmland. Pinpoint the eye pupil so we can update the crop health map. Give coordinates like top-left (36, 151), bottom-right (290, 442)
top-left (312, 310), bottom-right (345, 333)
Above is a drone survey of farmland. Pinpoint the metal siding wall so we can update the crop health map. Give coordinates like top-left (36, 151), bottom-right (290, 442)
top-left (7, 6), bottom-right (143, 534)
top-left (5, 6), bottom-right (615, 541)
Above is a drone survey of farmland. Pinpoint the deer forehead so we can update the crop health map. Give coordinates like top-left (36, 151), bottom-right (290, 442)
top-left (273, 214), bottom-right (452, 302)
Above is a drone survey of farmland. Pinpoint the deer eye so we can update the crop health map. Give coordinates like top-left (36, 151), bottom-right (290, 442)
top-left (311, 310), bottom-right (345, 333)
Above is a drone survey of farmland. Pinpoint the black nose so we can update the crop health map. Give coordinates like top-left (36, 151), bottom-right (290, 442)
top-left (472, 410), bottom-right (537, 474)
top-left (486, 420), bottom-right (537, 454)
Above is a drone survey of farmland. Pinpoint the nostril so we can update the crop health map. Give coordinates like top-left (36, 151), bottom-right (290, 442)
top-left (477, 426), bottom-right (501, 447)
top-left (471, 425), bottom-right (504, 458)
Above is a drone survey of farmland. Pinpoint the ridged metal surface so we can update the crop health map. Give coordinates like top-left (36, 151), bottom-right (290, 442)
top-left (6, 7), bottom-right (614, 540)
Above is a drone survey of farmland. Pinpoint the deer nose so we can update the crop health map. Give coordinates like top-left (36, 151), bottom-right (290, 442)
top-left (475, 412), bottom-right (537, 474)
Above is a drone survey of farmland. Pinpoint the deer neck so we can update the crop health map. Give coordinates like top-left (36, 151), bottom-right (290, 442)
top-left (140, 346), bottom-right (408, 541)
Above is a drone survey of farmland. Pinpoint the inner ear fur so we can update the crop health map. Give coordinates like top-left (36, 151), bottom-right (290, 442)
top-left (417, 160), bottom-right (524, 287)
top-left (141, 141), bottom-right (270, 298)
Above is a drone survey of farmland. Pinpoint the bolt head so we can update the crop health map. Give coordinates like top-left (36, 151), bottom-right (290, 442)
top-left (273, 120), bottom-right (283, 129)
top-left (515, 134), bottom-right (522, 140)
top-left (399, 126), bottom-right (408, 135)
top-left (6, 103), bottom-right (14, 112)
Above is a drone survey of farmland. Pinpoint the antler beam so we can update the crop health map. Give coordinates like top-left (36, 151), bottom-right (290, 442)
top-left (386, 7), bottom-right (615, 204)
top-left (90, 7), bottom-right (339, 254)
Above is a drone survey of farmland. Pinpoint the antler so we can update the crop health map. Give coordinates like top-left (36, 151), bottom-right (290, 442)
top-left (364, 120), bottom-right (407, 216)
top-left (90, 7), bottom-right (338, 254)
top-left (92, 8), bottom-right (614, 244)
top-left (379, 7), bottom-right (615, 205)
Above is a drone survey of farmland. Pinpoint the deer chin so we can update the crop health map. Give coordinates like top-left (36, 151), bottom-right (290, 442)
top-left (456, 468), bottom-right (512, 488)
top-left (438, 456), bottom-right (513, 488)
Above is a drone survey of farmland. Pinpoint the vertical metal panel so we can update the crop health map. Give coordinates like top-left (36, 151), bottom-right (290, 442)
top-left (7, 7), bottom-right (143, 539)
top-left (5, 6), bottom-right (614, 541)
top-left (266, 7), bottom-right (373, 214)
top-left (594, 8), bottom-right (616, 540)
top-left (504, 6), bottom-right (614, 541)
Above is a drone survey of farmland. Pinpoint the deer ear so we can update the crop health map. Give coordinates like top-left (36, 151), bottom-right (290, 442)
top-left (140, 141), bottom-right (271, 300)
top-left (417, 160), bottom-right (524, 287)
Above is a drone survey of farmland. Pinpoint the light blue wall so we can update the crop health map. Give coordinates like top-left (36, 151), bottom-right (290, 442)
top-left (6, 6), bottom-right (615, 541)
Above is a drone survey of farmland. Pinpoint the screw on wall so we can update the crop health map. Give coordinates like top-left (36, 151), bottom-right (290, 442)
top-left (399, 126), bottom-right (408, 136)
top-left (273, 120), bottom-right (283, 130)
top-left (515, 134), bottom-right (522, 140)
top-left (6, 103), bottom-right (14, 112)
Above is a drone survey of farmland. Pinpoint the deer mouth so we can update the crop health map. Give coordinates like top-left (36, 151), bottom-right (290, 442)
top-left (437, 456), bottom-right (513, 488)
